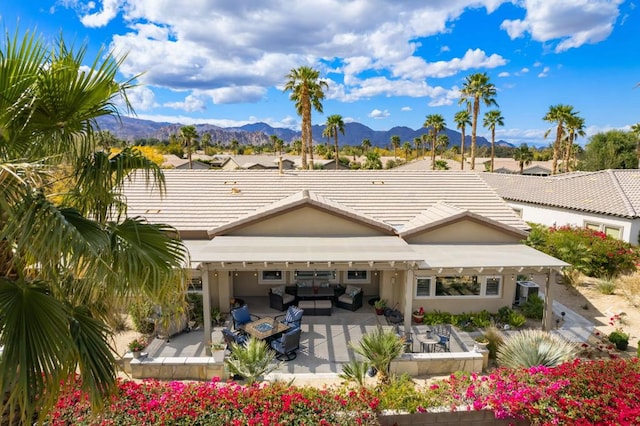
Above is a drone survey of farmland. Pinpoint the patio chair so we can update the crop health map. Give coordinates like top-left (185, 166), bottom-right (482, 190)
top-left (269, 286), bottom-right (296, 311)
top-left (395, 325), bottom-right (413, 353)
top-left (221, 328), bottom-right (247, 351)
top-left (434, 333), bottom-right (450, 352)
top-left (275, 305), bottom-right (304, 329)
top-left (230, 304), bottom-right (260, 332)
top-left (270, 327), bottom-right (302, 361)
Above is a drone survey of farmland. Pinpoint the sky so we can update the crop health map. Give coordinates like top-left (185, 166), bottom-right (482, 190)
top-left (2, 0), bottom-right (639, 146)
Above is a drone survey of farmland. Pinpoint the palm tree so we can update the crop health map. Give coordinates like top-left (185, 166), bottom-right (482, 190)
top-left (543, 104), bottom-right (576, 175)
top-left (324, 114), bottom-right (345, 170)
top-left (292, 139), bottom-right (303, 155)
top-left (0, 31), bottom-right (186, 422)
top-left (423, 114), bottom-right (446, 170)
top-left (413, 137), bottom-right (422, 160)
top-left (230, 139), bottom-right (240, 155)
top-left (361, 138), bottom-right (372, 154)
top-left (284, 66), bottom-right (328, 170)
top-left (435, 134), bottom-right (450, 166)
top-left (402, 141), bottom-right (412, 162)
top-left (180, 125), bottom-right (199, 169)
top-left (513, 143), bottom-right (534, 174)
top-left (420, 133), bottom-right (429, 159)
top-left (631, 123), bottom-right (640, 169)
top-left (459, 73), bottom-right (498, 170)
top-left (483, 109), bottom-right (504, 172)
top-left (390, 135), bottom-right (401, 160)
top-left (200, 132), bottom-right (212, 148)
top-left (454, 109), bottom-right (472, 170)
top-left (563, 115), bottom-right (585, 172)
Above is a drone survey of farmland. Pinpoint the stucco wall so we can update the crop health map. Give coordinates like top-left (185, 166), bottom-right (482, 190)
top-left (405, 219), bottom-right (523, 244)
top-left (510, 201), bottom-right (639, 245)
top-left (229, 206), bottom-right (385, 236)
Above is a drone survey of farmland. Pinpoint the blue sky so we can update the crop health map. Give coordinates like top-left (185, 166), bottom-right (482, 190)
top-left (2, 1), bottom-right (638, 146)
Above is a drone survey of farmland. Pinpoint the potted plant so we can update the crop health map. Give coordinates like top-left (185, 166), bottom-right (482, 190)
top-left (474, 335), bottom-right (489, 351)
top-left (608, 330), bottom-right (629, 350)
top-left (412, 307), bottom-right (424, 323)
top-left (128, 337), bottom-right (146, 358)
top-left (373, 299), bottom-right (387, 315)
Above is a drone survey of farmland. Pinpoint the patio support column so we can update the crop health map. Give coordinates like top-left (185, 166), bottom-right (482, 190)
top-left (403, 268), bottom-right (414, 330)
top-left (202, 264), bottom-right (212, 354)
top-left (541, 268), bottom-right (554, 331)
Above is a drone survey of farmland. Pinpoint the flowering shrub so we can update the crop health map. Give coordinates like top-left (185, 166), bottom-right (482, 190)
top-left (526, 224), bottom-right (639, 278)
top-left (48, 378), bottom-right (379, 425)
top-left (127, 337), bottom-right (146, 352)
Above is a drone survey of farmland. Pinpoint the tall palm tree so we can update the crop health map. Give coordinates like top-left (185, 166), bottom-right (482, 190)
top-left (435, 134), bottom-right (450, 164)
top-left (0, 31), bottom-right (186, 423)
top-left (513, 143), bottom-right (534, 174)
top-left (413, 137), bottom-right (422, 160)
top-left (454, 109), bottom-right (472, 170)
top-left (284, 66), bottom-right (328, 170)
top-left (631, 123), bottom-right (640, 169)
top-left (423, 114), bottom-right (446, 170)
top-left (459, 73), bottom-right (497, 170)
top-left (361, 138), bottom-right (372, 154)
top-left (390, 135), bottom-right (401, 160)
top-left (563, 114), bottom-right (585, 172)
top-left (420, 133), bottom-right (429, 159)
top-left (230, 139), bottom-right (240, 155)
top-left (180, 125), bottom-right (199, 169)
top-left (483, 109), bottom-right (504, 172)
top-left (200, 132), bottom-right (212, 148)
top-left (543, 104), bottom-right (576, 175)
top-left (324, 114), bottom-right (345, 170)
top-left (402, 141), bottom-right (412, 162)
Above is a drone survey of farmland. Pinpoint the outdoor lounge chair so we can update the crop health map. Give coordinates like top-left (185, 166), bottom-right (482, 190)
top-left (275, 305), bottom-right (304, 329)
top-left (269, 286), bottom-right (296, 311)
top-left (270, 327), bottom-right (302, 361)
top-left (230, 304), bottom-right (260, 332)
top-left (336, 285), bottom-right (363, 311)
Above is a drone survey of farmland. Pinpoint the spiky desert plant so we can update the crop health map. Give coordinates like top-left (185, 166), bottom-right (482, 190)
top-left (339, 359), bottom-right (370, 388)
top-left (483, 324), bottom-right (505, 360)
top-left (351, 326), bottom-right (405, 385)
top-left (497, 329), bottom-right (577, 369)
top-left (224, 336), bottom-right (281, 385)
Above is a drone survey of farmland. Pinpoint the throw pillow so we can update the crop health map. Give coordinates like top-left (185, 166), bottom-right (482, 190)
top-left (272, 286), bottom-right (285, 296)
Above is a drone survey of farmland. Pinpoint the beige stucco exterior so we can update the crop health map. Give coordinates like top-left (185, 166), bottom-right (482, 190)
top-left (405, 219), bottom-right (523, 244)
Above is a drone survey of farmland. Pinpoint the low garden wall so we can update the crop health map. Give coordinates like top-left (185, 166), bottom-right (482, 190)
top-left (390, 351), bottom-right (486, 376)
top-left (378, 410), bottom-right (529, 426)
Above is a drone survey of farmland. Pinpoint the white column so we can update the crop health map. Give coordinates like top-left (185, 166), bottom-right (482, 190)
top-left (404, 268), bottom-right (414, 330)
top-left (202, 264), bottom-right (212, 354)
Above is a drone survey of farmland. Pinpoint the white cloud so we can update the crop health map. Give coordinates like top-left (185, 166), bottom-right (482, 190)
top-left (501, 0), bottom-right (623, 52)
top-left (368, 109), bottom-right (390, 119)
top-left (401, 106), bottom-right (412, 112)
top-left (498, 71), bottom-right (510, 77)
top-left (78, 0), bottom-right (121, 27)
top-left (163, 94), bottom-right (206, 112)
top-left (537, 66), bottom-right (550, 78)
top-left (122, 85), bottom-right (156, 111)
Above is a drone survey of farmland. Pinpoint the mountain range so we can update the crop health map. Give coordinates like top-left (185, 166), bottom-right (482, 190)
top-left (97, 116), bottom-right (514, 149)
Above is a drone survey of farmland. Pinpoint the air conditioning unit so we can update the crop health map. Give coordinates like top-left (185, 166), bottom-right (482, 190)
top-left (515, 281), bottom-right (539, 306)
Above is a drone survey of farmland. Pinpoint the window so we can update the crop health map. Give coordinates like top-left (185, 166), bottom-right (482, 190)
top-left (604, 226), bottom-right (621, 239)
top-left (293, 270), bottom-right (337, 283)
top-left (416, 275), bottom-right (502, 298)
top-left (485, 277), bottom-right (501, 296)
top-left (187, 277), bottom-right (202, 293)
top-left (258, 270), bottom-right (285, 284)
top-left (436, 276), bottom-right (480, 296)
top-left (584, 222), bottom-right (623, 240)
top-left (345, 270), bottom-right (370, 283)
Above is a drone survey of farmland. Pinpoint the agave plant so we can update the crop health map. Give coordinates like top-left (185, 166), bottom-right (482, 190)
top-left (497, 329), bottom-right (577, 369)
top-left (224, 337), bottom-right (281, 385)
top-left (351, 326), bottom-right (405, 385)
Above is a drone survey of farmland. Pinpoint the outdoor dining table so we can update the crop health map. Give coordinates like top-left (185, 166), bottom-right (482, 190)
top-left (417, 334), bottom-right (440, 352)
top-left (244, 317), bottom-right (290, 341)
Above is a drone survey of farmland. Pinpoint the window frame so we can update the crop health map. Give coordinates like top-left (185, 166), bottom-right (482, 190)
top-left (415, 275), bottom-right (502, 298)
top-left (344, 270), bottom-right (370, 284)
top-left (258, 270), bottom-right (286, 285)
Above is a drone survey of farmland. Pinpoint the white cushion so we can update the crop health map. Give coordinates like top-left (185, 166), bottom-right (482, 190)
top-left (338, 294), bottom-right (354, 304)
top-left (282, 294), bottom-right (295, 304)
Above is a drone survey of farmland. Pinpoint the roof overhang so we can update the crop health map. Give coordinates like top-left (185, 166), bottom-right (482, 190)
top-left (410, 243), bottom-right (568, 273)
top-left (185, 236), bottom-right (425, 267)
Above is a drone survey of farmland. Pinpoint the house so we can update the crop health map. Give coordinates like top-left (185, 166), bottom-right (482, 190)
top-left (162, 154), bottom-right (211, 170)
top-left (123, 169), bottom-right (567, 346)
top-left (480, 169), bottom-right (640, 245)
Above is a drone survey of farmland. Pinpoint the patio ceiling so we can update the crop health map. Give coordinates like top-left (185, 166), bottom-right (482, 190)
top-left (184, 236), bottom-right (425, 267)
top-left (410, 243), bottom-right (569, 272)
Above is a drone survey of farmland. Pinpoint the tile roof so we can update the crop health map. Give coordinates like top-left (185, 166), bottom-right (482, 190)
top-left (479, 169), bottom-right (640, 218)
top-left (122, 169), bottom-right (528, 233)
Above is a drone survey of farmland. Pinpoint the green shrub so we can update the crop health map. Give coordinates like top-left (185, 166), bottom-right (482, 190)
top-left (339, 359), bottom-right (370, 388)
top-left (497, 329), bottom-right (577, 368)
top-left (128, 301), bottom-right (155, 334)
top-left (525, 224), bottom-right (639, 278)
top-left (376, 374), bottom-right (430, 412)
top-left (224, 337), bottom-right (281, 385)
top-left (351, 326), bottom-right (405, 385)
top-left (520, 294), bottom-right (544, 320)
top-left (423, 310), bottom-right (453, 325)
top-left (596, 278), bottom-right (616, 295)
top-left (507, 311), bottom-right (527, 328)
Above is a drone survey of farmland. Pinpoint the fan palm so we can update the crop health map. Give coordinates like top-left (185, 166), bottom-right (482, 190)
top-left (180, 125), bottom-right (199, 169)
top-left (423, 114), bottom-right (446, 170)
top-left (224, 337), bottom-right (281, 385)
top-left (513, 143), bottom-right (534, 174)
top-left (0, 30), bottom-right (186, 423)
top-left (459, 73), bottom-right (497, 170)
top-left (361, 138), bottom-right (372, 154)
top-left (632, 123), bottom-right (640, 169)
top-left (351, 326), bottom-right (404, 385)
top-left (543, 104), bottom-right (576, 174)
top-left (563, 114), bottom-right (585, 172)
top-left (482, 109), bottom-right (504, 172)
top-left (324, 114), bottom-right (345, 169)
top-left (454, 109), bottom-right (472, 170)
top-left (390, 135), bottom-right (401, 160)
top-left (284, 66), bottom-right (328, 170)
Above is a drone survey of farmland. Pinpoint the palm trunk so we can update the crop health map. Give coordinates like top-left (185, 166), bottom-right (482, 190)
top-left (460, 128), bottom-right (466, 170)
top-left (470, 99), bottom-right (479, 170)
top-left (490, 129), bottom-right (495, 172)
top-left (551, 124), bottom-right (563, 175)
top-left (334, 134), bottom-right (339, 170)
top-left (431, 134), bottom-right (436, 170)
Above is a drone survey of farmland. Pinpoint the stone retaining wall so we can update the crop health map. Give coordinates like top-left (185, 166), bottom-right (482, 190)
top-left (379, 410), bottom-right (530, 426)
top-left (390, 351), bottom-right (485, 376)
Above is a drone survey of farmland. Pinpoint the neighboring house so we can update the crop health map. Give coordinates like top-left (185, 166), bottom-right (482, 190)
top-left (220, 154), bottom-right (349, 170)
top-left (480, 169), bottom-right (640, 245)
top-left (124, 170), bottom-right (566, 344)
top-left (475, 158), bottom-right (555, 175)
top-left (162, 154), bottom-right (211, 170)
